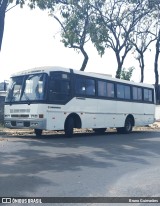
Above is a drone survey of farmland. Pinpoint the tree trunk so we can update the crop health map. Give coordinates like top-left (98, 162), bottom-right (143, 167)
top-left (0, 12), bottom-right (5, 51)
top-left (139, 53), bottom-right (144, 83)
top-left (115, 53), bottom-right (123, 79)
top-left (154, 30), bottom-right (160, 104)
top-left (0, 0), bottom-right (8, 51)
top-left (80, 47), bottom-right (88, 71)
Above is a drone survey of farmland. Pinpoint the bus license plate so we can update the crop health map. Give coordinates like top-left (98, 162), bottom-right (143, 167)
top-left (17, 122), bottom-right (23, 127)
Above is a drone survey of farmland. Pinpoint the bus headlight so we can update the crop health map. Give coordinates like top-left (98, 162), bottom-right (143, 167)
top-left (5, 121), bottom-right (10, 125)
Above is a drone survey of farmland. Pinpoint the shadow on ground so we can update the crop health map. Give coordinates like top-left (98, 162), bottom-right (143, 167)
top-left (0, 130), bottom-right (160, 196)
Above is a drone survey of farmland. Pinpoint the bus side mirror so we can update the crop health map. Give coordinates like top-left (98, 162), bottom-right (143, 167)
top-left (4, 80), bottom-right (9, 91)
top-left (4, 82), bottom-right (6, 91)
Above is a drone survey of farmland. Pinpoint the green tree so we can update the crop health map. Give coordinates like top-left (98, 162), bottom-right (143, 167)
top-left (91, 0), bottom-right (151, 78)
top-left (129, 11), bottom-right (157, 82)
top-left (0, 0), bottom-right (107, 71)
top-left (120, 67), bottom-right (135, 80)
top-left (50, 0), bottom-right (107, 71)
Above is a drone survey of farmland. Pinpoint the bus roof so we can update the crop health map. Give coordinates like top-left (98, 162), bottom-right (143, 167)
top-left (11, 66), bottom-right (154, 89)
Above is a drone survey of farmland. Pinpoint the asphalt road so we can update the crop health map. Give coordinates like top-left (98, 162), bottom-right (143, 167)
top-left (0, 129), bottom-right (160, 206)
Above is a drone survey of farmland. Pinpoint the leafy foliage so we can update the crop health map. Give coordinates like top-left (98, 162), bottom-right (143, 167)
top-left (120, 67), bottom-right (135, 80)
top-left (49, 0), bottom-right (108, 70)
top-left (0, 0), bottom-right (160, 85)
top-left (129, 11), bottom-right (158, 82)
top-left (92, 0), bottom-right (151, 78)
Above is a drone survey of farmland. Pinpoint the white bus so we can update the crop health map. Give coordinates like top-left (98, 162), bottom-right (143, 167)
top-left (4, 66), bottom-right (155, 136)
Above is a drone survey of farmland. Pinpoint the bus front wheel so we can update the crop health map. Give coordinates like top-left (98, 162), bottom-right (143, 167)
top-left (35, 129), bottom-right (42, 136)
top-left (65, 117), bottom-right (74, 137)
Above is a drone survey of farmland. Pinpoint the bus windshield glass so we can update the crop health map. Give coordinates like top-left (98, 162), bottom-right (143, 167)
top-left (5, 73), bottom-right (47, 103)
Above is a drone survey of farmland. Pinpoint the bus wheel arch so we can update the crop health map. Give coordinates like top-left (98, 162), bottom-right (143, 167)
top-left (126, 114), bottom-right (135, 126)
top-left (64, 113), bottom-right (82, 137)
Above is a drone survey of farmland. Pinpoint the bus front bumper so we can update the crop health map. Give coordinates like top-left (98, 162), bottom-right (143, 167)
top-left (4, 118), bottom-right (46, 130)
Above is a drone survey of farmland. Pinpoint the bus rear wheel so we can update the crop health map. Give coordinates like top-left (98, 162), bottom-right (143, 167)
top-left (35, 129), bottom-right (42, 136)
top-left (117, 117), bottom-right (133, 134)
top-left (124, 117), bottom-right (133, 133)
top-left (65, 117), bottom-right (74, 137)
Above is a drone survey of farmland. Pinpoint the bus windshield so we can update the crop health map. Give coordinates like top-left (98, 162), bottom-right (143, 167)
top-left (5, 73), bottom-right (47, 103)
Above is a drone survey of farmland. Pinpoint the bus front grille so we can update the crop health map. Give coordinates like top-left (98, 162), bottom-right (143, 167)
top-left (11, 114), bottom-right (29, 118)
top-left (11, 121), bottom-right (30, 127)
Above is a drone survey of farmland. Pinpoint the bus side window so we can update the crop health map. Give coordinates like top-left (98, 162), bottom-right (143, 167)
top-left (117, 84), bottom-right (130, 99)
top-left (107, 82), bottom-right (114, 98)
top-left (49, 73), bottom-right (71, 102)
top-left (144, 89), bottom-right (149, 101)
top-left (138, 88), bottom-right (142, 100)
top-left (149, 90), bottom-right (153, 102)
top-left (98, 81), bottom-right (107, 97)
top-left (75, 77), bottom-right (95, 96)
top-left (133, 87), bottom-right (142, 101)
top-left (117, 84), bottom-right (124, 99)
top-left (75, 78), bottom-right (86, 95)
top-left (133, 87), bottom-right (137, 100)
top-left (86, 79), bottom-right (95, 96)
top-left (144, 88), bottom-right (153, 102)
top-left (124, 85), bottom-right (131, 99)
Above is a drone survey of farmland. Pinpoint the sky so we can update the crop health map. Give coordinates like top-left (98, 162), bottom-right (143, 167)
top-left (0, 5), bottom-right (158, 84)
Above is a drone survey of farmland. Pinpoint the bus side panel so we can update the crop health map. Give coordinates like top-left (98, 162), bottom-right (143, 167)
top-left (46, 98), bottom-right (98, 130)
top-left (66, 98), bottom-right (98, 129)
top-left (115, 101), bottom-right (133, 127)
top-left (132, 103), bottom-right (155, 126)
top-left (96, 99), bottom-right (116, 128)
top-left (46, 110), bottom-right (66, 130)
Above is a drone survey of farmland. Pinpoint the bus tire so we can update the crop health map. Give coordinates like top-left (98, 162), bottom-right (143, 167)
top-left (123, 117), bottom-right (133, 133)
top-left (65, 117), bottom-right (74, 137)
top-left (35, 129), bottom-right (42, 136)
top-left (93, 128), bottom-right (106, 134)
top-left (117, 117), bottom-right (133, 134)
